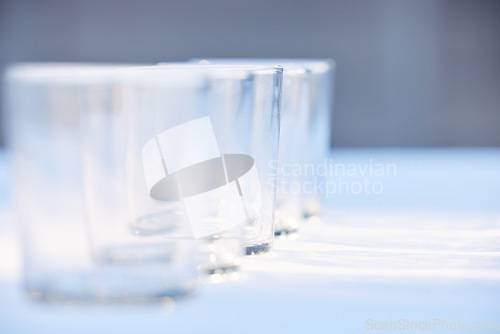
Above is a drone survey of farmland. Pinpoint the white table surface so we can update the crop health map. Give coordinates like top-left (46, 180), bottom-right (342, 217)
top-left (1, 148), bottom-right (500, 334)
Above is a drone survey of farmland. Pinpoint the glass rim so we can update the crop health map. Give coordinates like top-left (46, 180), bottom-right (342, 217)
top-left (190, 58), bottom-right (335, 74)
top-left (117, 64), bottom-right (283, 84)
top-left (129, 63), bottom-right (282, 75)
top-left (3, 62), bottom-right (141, 84)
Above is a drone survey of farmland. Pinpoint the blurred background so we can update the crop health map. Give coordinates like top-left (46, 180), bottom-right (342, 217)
top-left (0, 0), bottom-right (499, 147)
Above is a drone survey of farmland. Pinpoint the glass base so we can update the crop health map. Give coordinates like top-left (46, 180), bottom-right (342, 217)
top-left (24, 265), bottom-right (198, 304)
top-left (199, 263), bottom-right (241, 283)
top-left (25, 286), bottom-right (194, 304)
top-left (198, 234), bottom-right (243, 282)
top-left (303, 201), bottom-right (322, 220)
top-left (274, 210), bottom-right (301, 237)
top-left (130, 208), bottom-right (184, 236)
top-left (274, 228), bottom-right (298, 237)
top-left (95, 243), bottom-right (176, 264)
top-left (204, 264), bottom-right (240, 276)
top-left (245, 241), bottom-right (272, 255)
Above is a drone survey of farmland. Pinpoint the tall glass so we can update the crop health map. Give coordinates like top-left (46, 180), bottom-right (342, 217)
top-left (190, 59), bottom-right (313, 236)
top-left (4, 63), bottom-right (199, 302)
top-left (300, 60), bottom-right (335, 220)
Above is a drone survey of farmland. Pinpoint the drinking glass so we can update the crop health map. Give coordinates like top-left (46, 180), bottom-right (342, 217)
top-left (4, 63), bottom-right (199, 302)
top-left (190, 59), bottom-right (313, 236)
top-left (299, 60), bottom-right (336, 220)
top-left (110, 64), bottom-right (282, 270)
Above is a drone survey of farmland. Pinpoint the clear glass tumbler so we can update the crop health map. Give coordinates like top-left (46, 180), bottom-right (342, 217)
top-left (4, 63), bottom-right (199, 302)
top-left (299, 60), bottom-right (335, 220)
top-left (109, 64), bottom-right (282, 271)
top-left (190, 59), bottom-right (313, 236)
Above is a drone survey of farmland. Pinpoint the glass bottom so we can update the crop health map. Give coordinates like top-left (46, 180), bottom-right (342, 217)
top-left (274, 228), bottom-right (298, 237)
top-left (204, 264), bottom-right (239, 276)
top-left (24, 264), bottom-right (198, 304)
top-left (274, 213), bottom-right (301, 237)
top-left (25, 286), bottom-right (194, 304)
top-left (303, 201), bottom-right (322, 220)
top-left (95, 243), bottom-right (176, 264)
top-left (245, 240), bottom-right (272, 256)
top-left (199, 263), bottom-right (241, 283)
top-left (198, 233), bottom-right (243, 279)
top-left (198, 250), bottom-right (242, 281)
top-left (130, 207), bottom-right (184, 236)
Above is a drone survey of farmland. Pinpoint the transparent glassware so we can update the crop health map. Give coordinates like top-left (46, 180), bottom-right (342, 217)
top-left (299, 60), bottom-right (335, 220)
top-left (4, 63), bottom-right (199, 302)
top-left (110, 64), bottom-right (282, 270)
top-left (190, 59), bottom-right (313, 236)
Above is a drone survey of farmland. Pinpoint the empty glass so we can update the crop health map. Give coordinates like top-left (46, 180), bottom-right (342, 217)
top-left (4, 63), bottom-right (199, 302)
top-left (190, 59), bottom-right (313, 236)
top-left (300, 60), bottom-right (335, 220)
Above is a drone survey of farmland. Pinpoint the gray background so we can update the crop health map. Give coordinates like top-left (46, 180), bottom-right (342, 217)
top-left (0, 0), bottom-right (499, 147)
